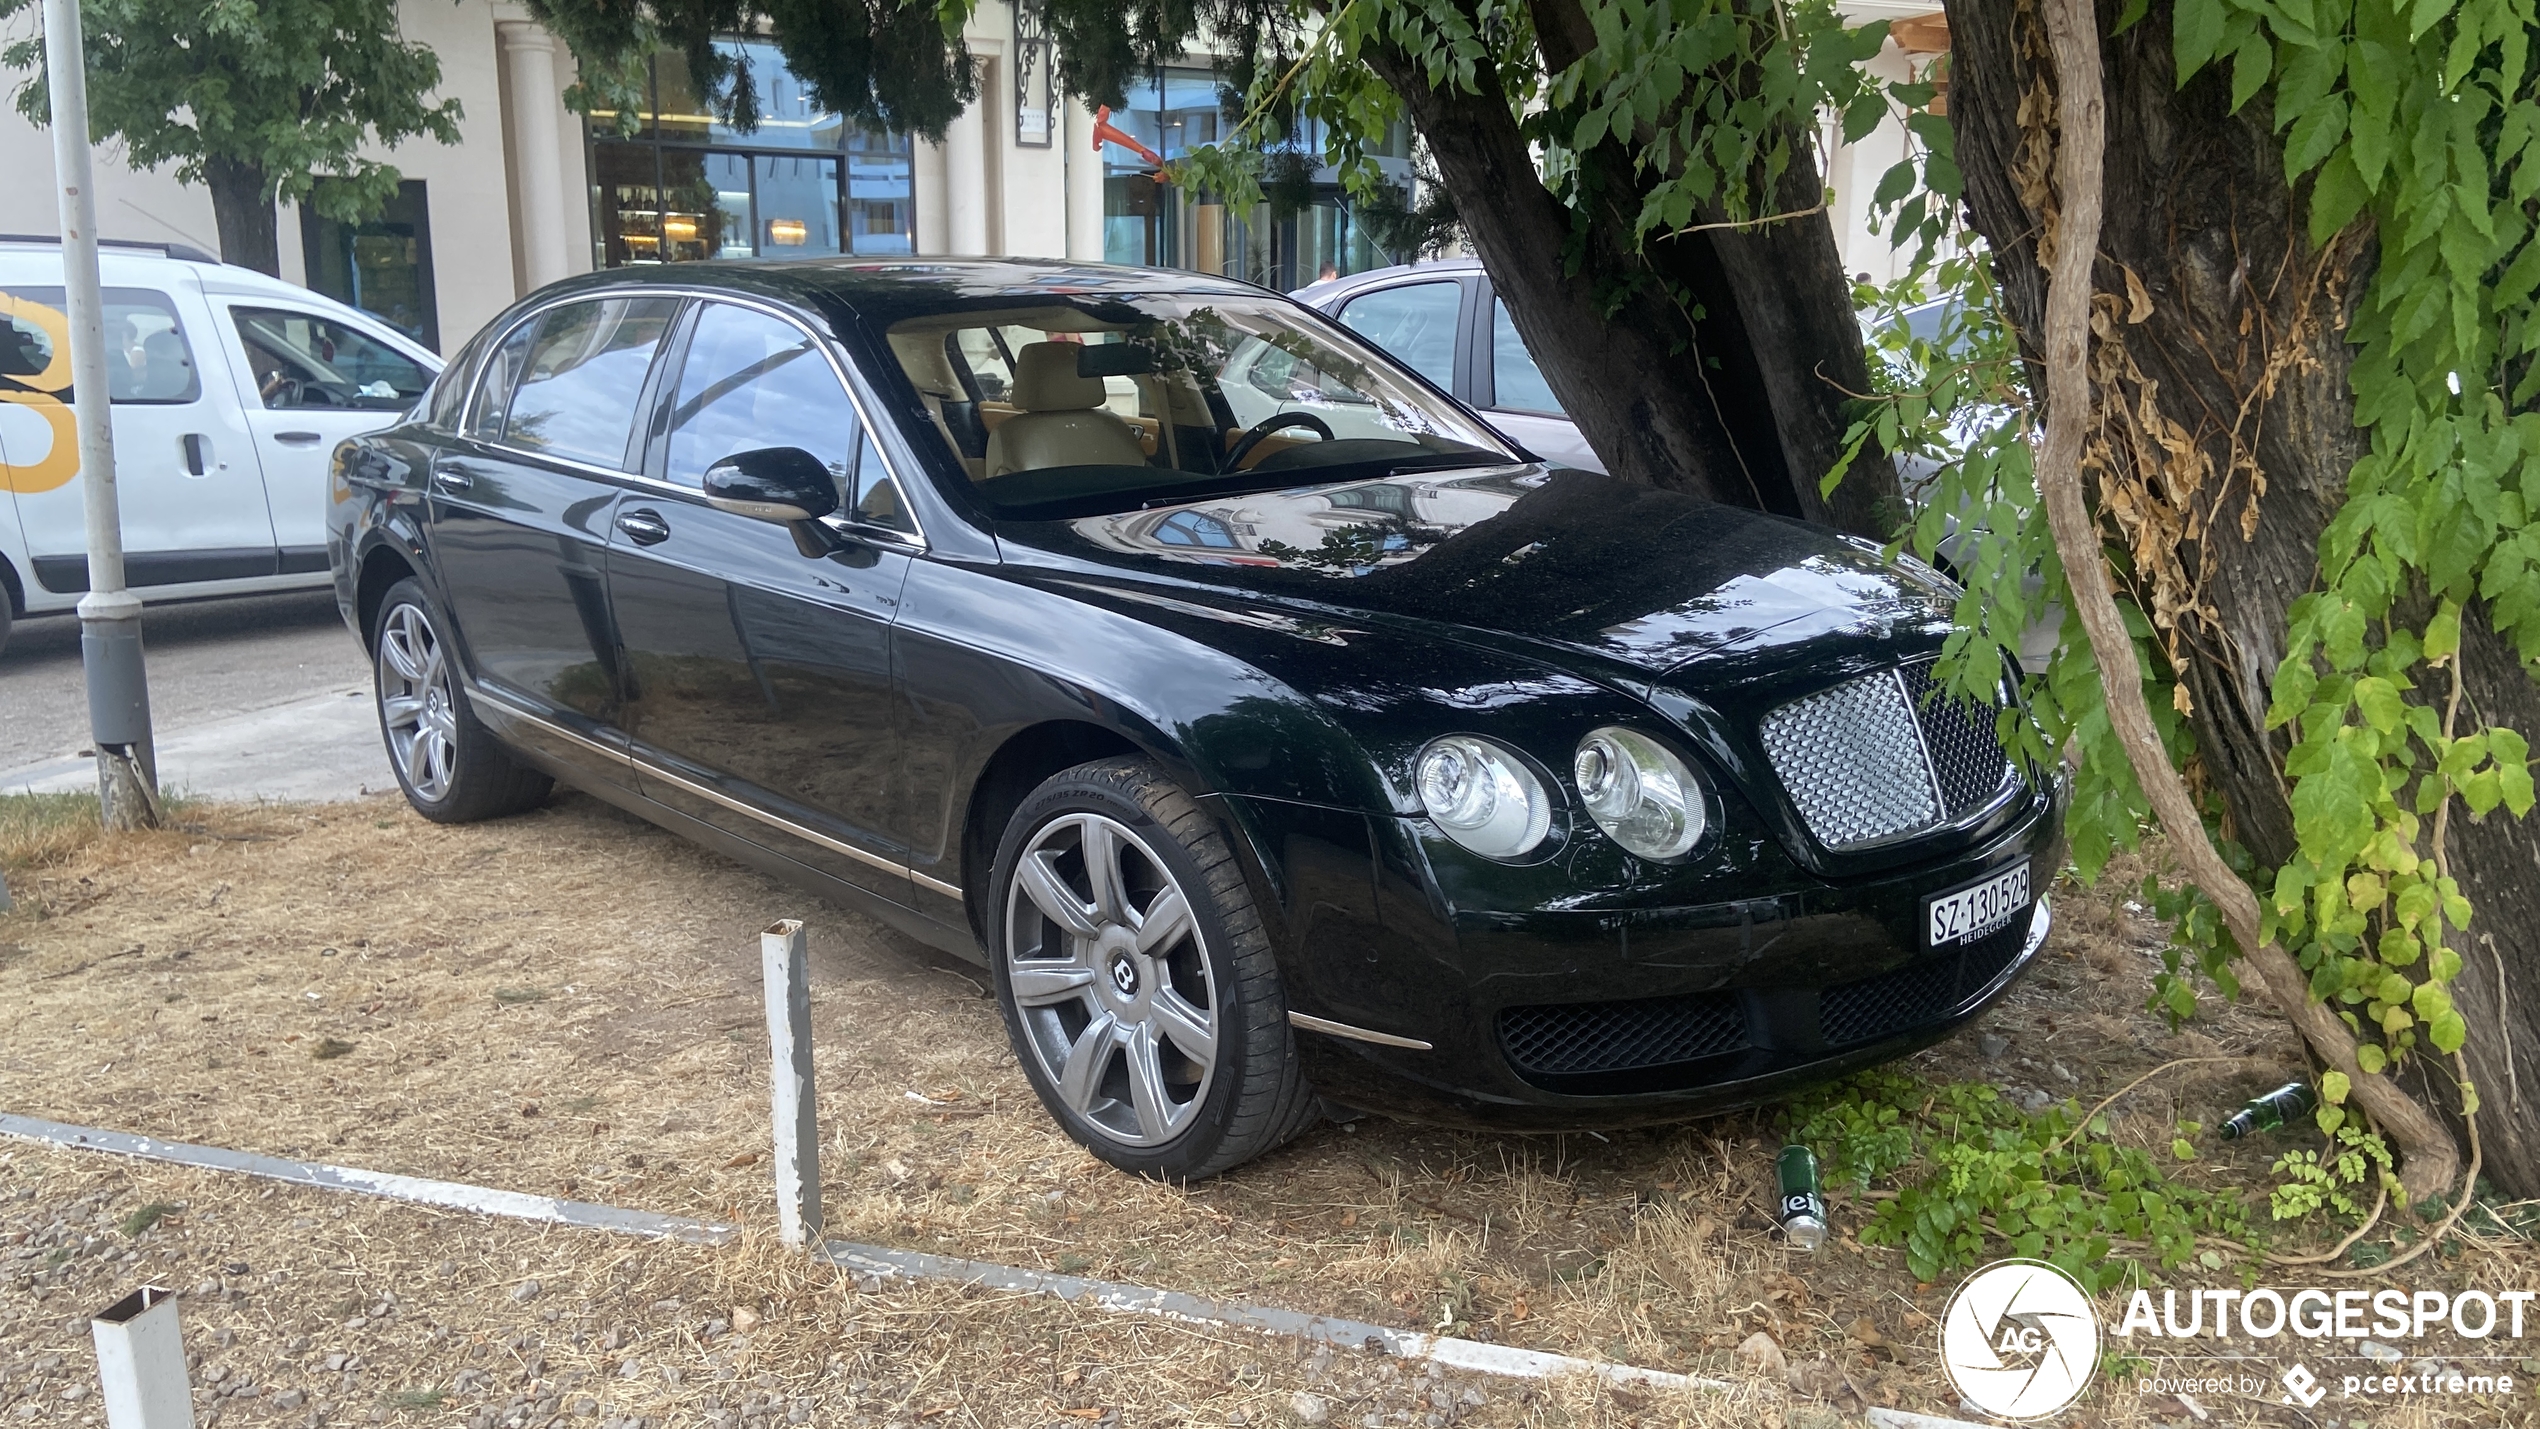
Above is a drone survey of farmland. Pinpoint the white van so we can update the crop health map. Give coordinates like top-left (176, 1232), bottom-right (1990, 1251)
top-left (0, 236), bottom-right (442, 655)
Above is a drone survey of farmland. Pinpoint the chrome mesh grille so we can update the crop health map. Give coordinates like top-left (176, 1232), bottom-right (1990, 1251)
top-left (1757, 671), bottom-right (1939, 849)
top-left (1758, 662), bottom-right (2018, 851)
top-left (1900, 662), bottom-right (2017, 817)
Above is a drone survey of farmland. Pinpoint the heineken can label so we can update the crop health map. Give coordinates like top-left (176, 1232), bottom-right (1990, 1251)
top-left (1776, 1144), bottom-right (1828, 1252)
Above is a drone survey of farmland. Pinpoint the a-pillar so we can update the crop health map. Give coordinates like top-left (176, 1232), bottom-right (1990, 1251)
top-left (498, 21), bottom-right (574, 291)
top-left (943, 94), bottom-right (990, 256)
top-left (1063, 101), bottom-right (1104, 262)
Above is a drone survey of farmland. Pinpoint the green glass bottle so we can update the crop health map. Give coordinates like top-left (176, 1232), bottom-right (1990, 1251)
top-left (2219, 1082), bottom-right (2318, 1139)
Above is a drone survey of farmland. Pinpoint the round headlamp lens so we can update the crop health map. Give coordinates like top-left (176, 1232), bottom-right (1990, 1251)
top-left (1415, 736), bottom-right (1550, 859)
top-left (1574, 727), bottom-right (1706, 860)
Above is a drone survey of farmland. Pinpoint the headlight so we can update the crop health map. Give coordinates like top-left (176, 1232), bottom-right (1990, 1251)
top-left (1415, 736), bottom-right (1550, 860)
top-left (1573, 727), bottom-right (1706, 860)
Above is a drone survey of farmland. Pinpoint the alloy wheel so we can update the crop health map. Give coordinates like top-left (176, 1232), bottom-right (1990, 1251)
top-left (378, 603), bottom-right (459, 802)
top-left (1004, 811), bottom-right (1219, 1147)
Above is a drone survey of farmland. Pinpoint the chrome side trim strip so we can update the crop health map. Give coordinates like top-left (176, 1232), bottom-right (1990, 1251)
top-left (633, 754), bottom-right (963, 900)
top-left (472, 689), bottom-right (631, 768)
top-left (473, 688), bottom-right (963, 901)
top-left (1288, 1011), bottom-right (1434, 1051)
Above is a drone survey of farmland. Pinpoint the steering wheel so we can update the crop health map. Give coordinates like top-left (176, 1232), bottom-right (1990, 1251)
top-left (1224, 411), bottom-right (1336, 471)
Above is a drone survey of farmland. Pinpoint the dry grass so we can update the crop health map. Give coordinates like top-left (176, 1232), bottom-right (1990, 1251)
top-left (2, 791), bottom-right (2536, 1426)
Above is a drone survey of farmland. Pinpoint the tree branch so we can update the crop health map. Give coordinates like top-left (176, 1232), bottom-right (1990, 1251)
top-left (2032, 0), bottom-right (2459, 1201)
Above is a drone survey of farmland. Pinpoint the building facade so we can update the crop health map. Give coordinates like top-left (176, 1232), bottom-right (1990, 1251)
top-left (0, 0), bottom-right (1948, 354)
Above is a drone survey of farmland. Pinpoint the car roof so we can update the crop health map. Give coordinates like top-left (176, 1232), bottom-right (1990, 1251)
top-left (1290, 257), bottom-right (1482, 305)
top-left (529, 256), bottom-right (1281, 328)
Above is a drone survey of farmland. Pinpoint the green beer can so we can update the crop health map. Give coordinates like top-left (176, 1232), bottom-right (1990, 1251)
top-left (1776, 1145), bottom-right (1827, 1251)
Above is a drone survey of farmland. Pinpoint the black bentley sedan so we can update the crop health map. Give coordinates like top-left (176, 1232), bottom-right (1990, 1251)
top-left (328, 259), bottom-right (2061, 1179)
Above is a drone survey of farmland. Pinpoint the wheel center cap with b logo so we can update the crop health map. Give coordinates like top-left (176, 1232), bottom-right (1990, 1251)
top-left (1108, 954), bottom-right (1140, 997)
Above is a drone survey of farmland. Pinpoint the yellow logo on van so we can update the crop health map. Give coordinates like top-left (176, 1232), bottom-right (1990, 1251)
top-left (0, 291), bottom-right (80, 495)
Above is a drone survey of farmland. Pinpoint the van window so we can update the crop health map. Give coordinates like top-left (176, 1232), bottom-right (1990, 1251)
top-left (231, 307), bottom-right (430, 411)
top-left (0, 288), bottom-right (202, 404)
top-left (503, 297), bottom-right (680, 468)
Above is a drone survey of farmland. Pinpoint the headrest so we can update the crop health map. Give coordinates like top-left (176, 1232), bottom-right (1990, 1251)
top-left (1010, 342), bottom-right (1105, 412)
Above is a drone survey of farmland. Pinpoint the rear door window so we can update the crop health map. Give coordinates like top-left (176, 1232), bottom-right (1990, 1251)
top-left (466, 322), bottom-right (534, 441)
top-left (1488, 299), bottom-right (1565, 417)
top-left (501, 296), bottom-right (681, 468)
top-left (1333, 281), bottom-right (1460, 393)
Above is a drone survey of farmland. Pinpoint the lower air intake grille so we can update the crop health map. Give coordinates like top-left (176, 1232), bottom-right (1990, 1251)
top-left (1499, 993), bottom-right (1750, 1076)
top-left (1759, 660), bottom-right (2019, 851)
top-left (1819, 904), bottom-right (2035, 1046)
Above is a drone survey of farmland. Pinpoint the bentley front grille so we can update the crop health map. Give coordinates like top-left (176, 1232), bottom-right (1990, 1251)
top-left (1758, 660), bottom-right (2018, 851)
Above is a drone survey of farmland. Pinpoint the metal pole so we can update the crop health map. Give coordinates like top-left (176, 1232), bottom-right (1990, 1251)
top-left (91, 1286), bottom-right (196, 1429)
top-left (760, 918), bottom-right (822, 1247)
top-left (42, 0), bottom-right (158, 830)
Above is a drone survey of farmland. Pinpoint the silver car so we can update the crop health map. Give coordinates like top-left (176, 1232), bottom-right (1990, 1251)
top-left (1292, 259), bottom-right (1603, 473)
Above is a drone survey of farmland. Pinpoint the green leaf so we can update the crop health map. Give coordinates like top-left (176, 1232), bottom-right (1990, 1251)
top-left (2174, 0), bottom-right (2229, 77)
top-left (2322, 1069), bottom-right (2352, 1104)
top-left (2424, 602), bottom-right (2462, 661)
top-left (2230, 31), bottom-right (2275, 112)
top-left (2354, 676), bottom-right (2405, 730)
top-left (2171, 1138), bottom-right (2197, 1161)
top-left (2358, 1043), bottom-right (2388, 1075)
top-left (2430, 1009), bottom-right (2468, 1053)
top-left (2309, 151), bottom-right (2371, 243)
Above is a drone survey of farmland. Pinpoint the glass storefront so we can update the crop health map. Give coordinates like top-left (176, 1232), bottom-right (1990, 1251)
top-left (588, 40), bottom-right (912, 267)
top-left (1102, 69), bottom-right (1411, 290)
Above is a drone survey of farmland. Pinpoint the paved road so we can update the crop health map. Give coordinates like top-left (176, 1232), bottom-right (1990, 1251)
top-left (0, 590), bottom-right (390, 800)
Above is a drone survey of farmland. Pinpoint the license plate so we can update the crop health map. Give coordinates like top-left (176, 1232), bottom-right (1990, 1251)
top-left (1926, 860), bottom-right (2030, 948)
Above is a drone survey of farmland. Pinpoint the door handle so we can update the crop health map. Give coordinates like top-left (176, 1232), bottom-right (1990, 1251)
top-left (273, 431), bottom-right (324, 446)
top-left (616, 507), bottom-right (672, 546)
top-left (429, 467), bottom-right (474, 496)
top-left (181, 433), bottom-right (210, 476)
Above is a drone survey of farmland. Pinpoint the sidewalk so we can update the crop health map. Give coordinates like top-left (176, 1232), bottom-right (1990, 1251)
top-left (0, 684), bottom-right (392, 802)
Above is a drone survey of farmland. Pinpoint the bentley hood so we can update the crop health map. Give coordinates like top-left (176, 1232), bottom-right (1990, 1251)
top-left (994, 466), bottom-right (1954, 679)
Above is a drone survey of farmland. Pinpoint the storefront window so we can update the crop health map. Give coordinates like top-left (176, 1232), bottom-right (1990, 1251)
top-left (301, 179), bottom-right (440, 350)
top-left (1101, 70), bottom-right (1414, 289)
top-left (591, 39), bottom-right (912, 267)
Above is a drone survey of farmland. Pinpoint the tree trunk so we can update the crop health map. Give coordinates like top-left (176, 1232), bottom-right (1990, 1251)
top-left (205, 155), bottom-right (281, 276)
top-left (1360, 11), bottom-right (1901, 540)
top-left (1947, 0), bottom-right (2540, 1194)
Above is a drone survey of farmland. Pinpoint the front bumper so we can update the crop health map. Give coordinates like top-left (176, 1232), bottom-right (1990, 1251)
top-left (1248, 778), bottom-right (2063, 1131)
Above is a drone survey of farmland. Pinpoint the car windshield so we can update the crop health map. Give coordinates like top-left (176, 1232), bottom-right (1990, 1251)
top-left (881, 292), bottom-right (1519, 519)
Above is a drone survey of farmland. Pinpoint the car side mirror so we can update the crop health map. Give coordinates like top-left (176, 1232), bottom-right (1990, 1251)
top-left (702, 446), bottom-right (840, 524)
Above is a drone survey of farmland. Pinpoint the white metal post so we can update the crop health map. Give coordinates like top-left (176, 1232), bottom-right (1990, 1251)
top-left (41, 0), bottom-right (158, 829)
top-left (91, 1286), bottom-right (195, 1429)
top-left (760, 918), bottom-right (822, 1247)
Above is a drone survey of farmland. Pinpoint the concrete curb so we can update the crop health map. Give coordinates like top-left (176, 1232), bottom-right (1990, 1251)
top-left (0, 1112), bottom-right (734, 1243)
top-left (4, 1110), bottom-right (1726, 1395)
top-left (819, 1240), bottom-right (1725, 1394)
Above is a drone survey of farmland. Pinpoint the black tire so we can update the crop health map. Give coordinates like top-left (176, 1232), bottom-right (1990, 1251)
top-left (371, 578), bottom-right (551, 823)
top-left (989, 757), bottom-right (1320, 1178)
top-left (0, 586), bottom-right (13, 661)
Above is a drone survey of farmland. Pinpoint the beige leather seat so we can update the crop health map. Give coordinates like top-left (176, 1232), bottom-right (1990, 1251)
top-left (985, 342), bottom-right (1149, 478)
